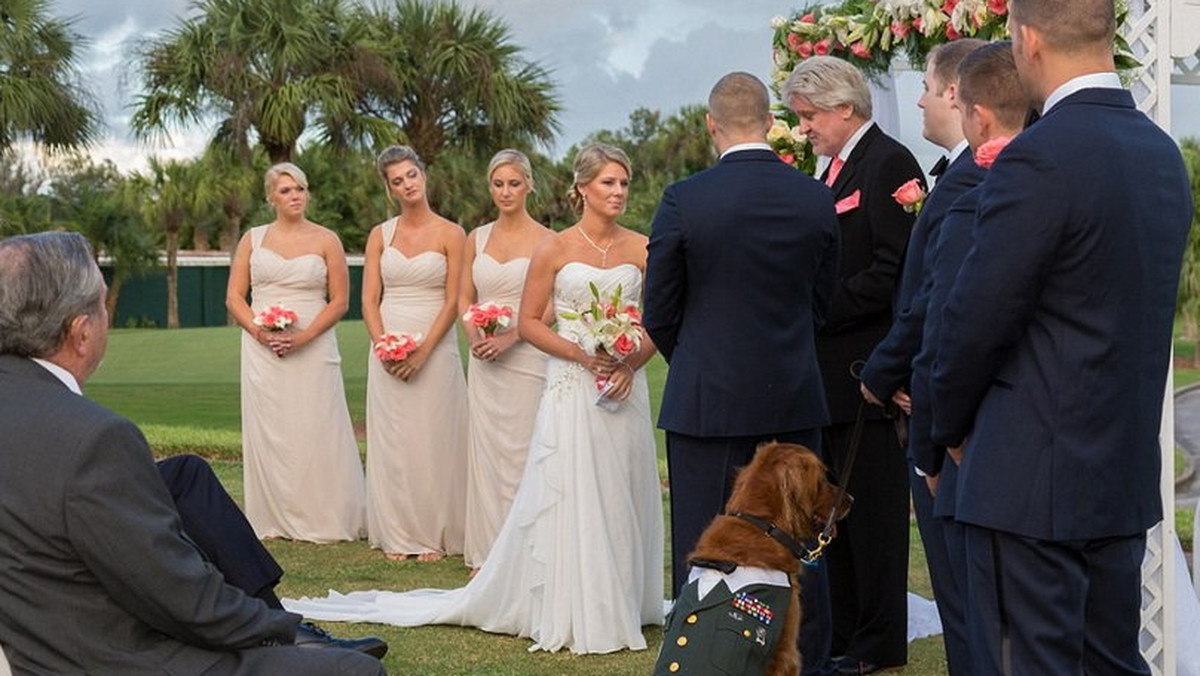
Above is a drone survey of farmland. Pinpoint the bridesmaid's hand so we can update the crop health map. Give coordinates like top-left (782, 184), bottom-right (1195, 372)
top-left (470, 330), bottom-right (518, 362)
top-left (395, 347), bottom-right (430, 382)
top-left (267, 330), bottom-right (294, 358)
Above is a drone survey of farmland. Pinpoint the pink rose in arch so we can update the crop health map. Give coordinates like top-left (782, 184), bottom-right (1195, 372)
top-left (801, 12), bottom-right (816, 23)
top-left (946, 23), bottom-right (962, 40)
top-left (913, 17), bottom-right (925, 33)
top-left (988, 0), bottom-right (1008, 14)
top-left (891, 21), bottom-right (911, 39)
top-left (787, 32), bottom-right (802, 50)
top-left (797, 41), bottom-right (814, 58)
top-left (850, 41), bottom-right (871, 59)
top-left (778, 152), bottom-right (795, 165)
top-left (943, 0), bottom-right (959, 14)
top-left (814, 39), bottom-right (832, 56)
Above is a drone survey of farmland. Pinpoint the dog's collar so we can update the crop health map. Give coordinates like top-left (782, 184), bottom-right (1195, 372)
top-left (727, 512), bottom-right (808, 562)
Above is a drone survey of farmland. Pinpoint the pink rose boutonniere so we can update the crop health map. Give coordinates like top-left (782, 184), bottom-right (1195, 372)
top-left (253, 305), bottom-right (298, 332)
top-left (892, 178), bottom-right (927, 214)
top-left (975, 136), bottom-right (1013, 169)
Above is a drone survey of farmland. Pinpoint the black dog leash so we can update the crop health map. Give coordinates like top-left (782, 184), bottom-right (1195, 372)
top-left (800, 399), bottom-right (866, 565)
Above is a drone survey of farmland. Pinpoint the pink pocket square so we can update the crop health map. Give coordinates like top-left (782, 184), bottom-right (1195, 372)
top-left (835, 190), bottom-right (861, 215)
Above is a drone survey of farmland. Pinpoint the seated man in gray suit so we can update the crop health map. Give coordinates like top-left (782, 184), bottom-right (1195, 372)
top-left (0, 231), bottom-right (386, 676)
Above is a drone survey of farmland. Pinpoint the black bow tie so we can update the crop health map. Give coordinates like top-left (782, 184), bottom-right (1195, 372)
top-left (929, 156), bottom-right (949, 178)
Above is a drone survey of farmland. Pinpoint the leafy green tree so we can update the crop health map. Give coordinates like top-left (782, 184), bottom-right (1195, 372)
top-left (46, 157), bottom-right (157, 322)
top-left (131, 0), bottom-right (399, 164)
top-left (362, 0), bottom-right (561, 165)
top-left (1177, 138), bottom-right (1200, 364)
top-left (0, 151), bottom-right (52, 236)
top-left (0, 0), bottom-right (98, 151)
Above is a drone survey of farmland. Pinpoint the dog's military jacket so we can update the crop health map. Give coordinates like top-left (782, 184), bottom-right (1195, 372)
top-left (654, 565), bottom-right (792, 675)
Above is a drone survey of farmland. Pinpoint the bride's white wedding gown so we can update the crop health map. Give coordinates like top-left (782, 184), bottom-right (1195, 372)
top-left (285, 262), bottom-right (665, 654)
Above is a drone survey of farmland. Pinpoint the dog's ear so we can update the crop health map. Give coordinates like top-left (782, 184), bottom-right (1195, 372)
top-left (774, 445), bottom-right (824, 539)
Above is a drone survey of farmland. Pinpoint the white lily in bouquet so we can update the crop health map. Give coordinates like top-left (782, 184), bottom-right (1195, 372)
top-left (559, 282), bottom-right (643, 411)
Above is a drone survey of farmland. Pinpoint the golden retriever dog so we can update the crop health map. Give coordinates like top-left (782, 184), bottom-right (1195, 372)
top-left (654, 442), bottom-right (844, 676)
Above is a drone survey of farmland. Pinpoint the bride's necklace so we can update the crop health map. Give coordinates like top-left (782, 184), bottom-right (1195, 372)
top-left (578, 226), bottom-right (614, 267)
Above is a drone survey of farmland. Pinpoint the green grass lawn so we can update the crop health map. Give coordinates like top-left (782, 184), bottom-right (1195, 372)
top-left (88, 322), bottom-right (1200, 675)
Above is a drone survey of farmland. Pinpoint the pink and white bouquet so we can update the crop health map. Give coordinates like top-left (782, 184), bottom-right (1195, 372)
top-left (253, 305), bottom-right (298, 332)
top-left (560, 283), bottom-right (643, 409)
top-left (462, 301), bottom-right (514, 337)
top-left (892, 178), bottom-right (927, 214)
top-left (373, 331), bottom-right (422, 362)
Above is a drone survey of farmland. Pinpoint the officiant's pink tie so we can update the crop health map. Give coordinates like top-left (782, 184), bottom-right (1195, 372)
top-left (825, 157), bottom-right (844, 187)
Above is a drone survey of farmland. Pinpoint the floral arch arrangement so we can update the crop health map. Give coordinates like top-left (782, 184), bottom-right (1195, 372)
top-left (765, 0), bottom-right (1137, 172)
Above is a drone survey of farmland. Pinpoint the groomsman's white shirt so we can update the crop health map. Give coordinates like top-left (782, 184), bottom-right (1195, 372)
top-left (720, 142), bottom-right (772, 159)
top-left (1041, 72), bottom-right (1123, 114)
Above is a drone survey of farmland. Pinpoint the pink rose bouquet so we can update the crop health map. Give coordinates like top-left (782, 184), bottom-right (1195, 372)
top-left (462, 301), bottom-right (514, 337)
top-left (373, 331), bottom-right (422, 362)
top-left (892, 178), bottom-right (927, 214)
top-left (253, 306), bottom-right (298, 332)
top-left (974, 136), bottom-right (1013, 169)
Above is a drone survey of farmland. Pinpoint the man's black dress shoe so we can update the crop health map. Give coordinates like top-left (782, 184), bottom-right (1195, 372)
top-left (295, 621), bottom-right (389, 659)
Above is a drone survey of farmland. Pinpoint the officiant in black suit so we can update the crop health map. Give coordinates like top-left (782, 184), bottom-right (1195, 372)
top-left (0, 231), bottom-right (386, 676)
top-left (784, 56), bottom-right (923, 674)
top-left (929, 0), bottom-right (1193, 672)
top-left (644, 71), bottom-right (840, 676)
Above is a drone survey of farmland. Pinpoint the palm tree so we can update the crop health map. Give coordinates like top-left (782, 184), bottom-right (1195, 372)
top-left (128, 158), bottom-right (202, 329)
top-left (362, 0), bottom-right (561, 165)
top-left (0, 0), bottom-right (98, 151)
top-left (131, 0), bottom-right (399, 163)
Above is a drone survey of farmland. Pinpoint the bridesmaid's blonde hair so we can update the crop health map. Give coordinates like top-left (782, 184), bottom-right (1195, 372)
top-left (263, 162), bottom-right (309, 196)
top-left (567, 143), bottom-right (632, 214)
top-left (488, 149), bottom-right (536, 193)
top-left (377, 145), bottom-right (425, 179)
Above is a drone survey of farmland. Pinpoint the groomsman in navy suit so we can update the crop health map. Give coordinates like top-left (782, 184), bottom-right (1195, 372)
top-left (785, 57), bottom-right (922, 674)
top-left (907, 41), bottom-right (1033, 676)
top-left (857, 38), bottom-right (986, 676)
top-left (929, 0), bottom-right (1193, 673)
top-left (644, 71), bottom-right (840, 676)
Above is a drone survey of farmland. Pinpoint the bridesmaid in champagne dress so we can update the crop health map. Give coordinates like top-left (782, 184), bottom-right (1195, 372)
top-left (362, 145), bottom-right (468, 561)
top-left (226, 162), bottom-right (365, 542)
top-left (460, 150), bottom-right (552, 570)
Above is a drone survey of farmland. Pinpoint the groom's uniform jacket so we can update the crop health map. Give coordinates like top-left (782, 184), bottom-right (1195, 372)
top-left (930, 87), bottom-right (1193, 541)
top-left (645, 147), bottom-right (839, 437)
top-left (0, 354), bottom-right (300, 675)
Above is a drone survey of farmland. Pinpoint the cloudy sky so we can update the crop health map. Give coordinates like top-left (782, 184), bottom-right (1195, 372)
top-left (52, 0), bottom-right (1200, 174)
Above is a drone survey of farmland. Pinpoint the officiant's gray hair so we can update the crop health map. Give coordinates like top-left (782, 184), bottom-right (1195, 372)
top-left (784, 56), bottom-right (872, 120)
top-left (0, 232), bottom-right (104, 358)
top-left (708, 72), bottom-right (770, 133)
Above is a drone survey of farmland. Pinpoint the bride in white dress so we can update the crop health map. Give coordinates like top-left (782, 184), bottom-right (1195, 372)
top-left (286, 143), bottom-right (665, 654)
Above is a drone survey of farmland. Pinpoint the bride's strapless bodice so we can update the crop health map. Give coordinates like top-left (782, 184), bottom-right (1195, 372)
top-left (553, 262), bottom-right (643, 340)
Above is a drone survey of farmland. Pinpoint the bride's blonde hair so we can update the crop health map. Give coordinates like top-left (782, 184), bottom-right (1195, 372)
top-left (567, 143), bottom-right (632, 214)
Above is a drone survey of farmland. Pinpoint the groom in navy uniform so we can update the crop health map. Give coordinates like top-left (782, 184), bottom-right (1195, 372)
top-left (929, 0), bottom-right (1193, 673)
top-left (644, 72), bottom-right (840, 675)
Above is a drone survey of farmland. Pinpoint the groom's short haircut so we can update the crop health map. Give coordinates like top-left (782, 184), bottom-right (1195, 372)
top-left (1009, 0), bottom-right (1115, 53)
top-left (708, 72), bottom-right (770, 134)
top-left (929, 38), bottom-right (986, 92)
top-left (784, 56), bottom-right (872, 120)
top-left (957, 42), bottom-right (1029, 131)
